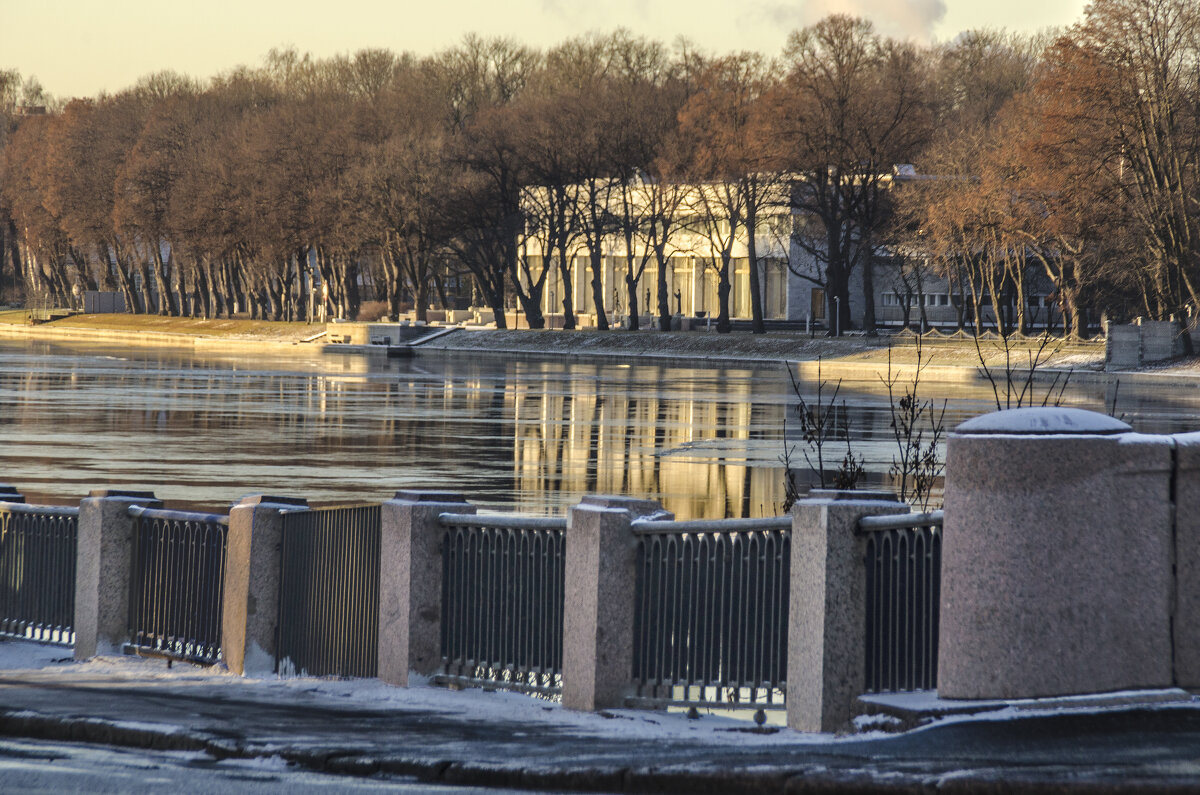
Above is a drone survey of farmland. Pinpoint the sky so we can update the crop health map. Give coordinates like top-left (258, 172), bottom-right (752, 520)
top-left (4, 0), bottom-right (1091, 100)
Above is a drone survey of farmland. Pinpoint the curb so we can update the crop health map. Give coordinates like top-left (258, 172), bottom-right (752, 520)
top-left (3, 705), bottom-right (1200, 792)
top-left (0, 707), bottom-right (924, 793)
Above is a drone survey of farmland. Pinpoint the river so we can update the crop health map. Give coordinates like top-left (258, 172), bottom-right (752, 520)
top-left (3, 339), bottom-right (1199, 518)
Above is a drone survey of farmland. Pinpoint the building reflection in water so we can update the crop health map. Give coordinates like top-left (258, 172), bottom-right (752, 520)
top-left (509, 363), bottom-right (787, 518)
top-left (5, 340), bottom-right (1198, 518)
top-left (1, 343), bottom-right (790, 517)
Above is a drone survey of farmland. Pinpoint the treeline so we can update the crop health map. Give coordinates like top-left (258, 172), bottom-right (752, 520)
top-left (0, 0), bottom-right (1197, 337)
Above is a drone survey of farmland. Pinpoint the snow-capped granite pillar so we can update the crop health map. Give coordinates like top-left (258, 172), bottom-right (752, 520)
top-left (377, 491), bottom-right (473, 686)
top-left (74, 489), bottom-right (162, 660)
top-left (1169, 433), bottom-right (1200, 688)
top-left (222, 495), bottom-right (308, 675)
top-left (787, 490), bottom-right (909, 733)
top-left (939, 407), bottom-right (1174, 699)
top-left (562, 496), bottom-right (667, 712)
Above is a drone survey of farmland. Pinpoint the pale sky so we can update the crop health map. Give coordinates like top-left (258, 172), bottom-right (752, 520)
top-left (4, 0), bottom-right (1090, 100)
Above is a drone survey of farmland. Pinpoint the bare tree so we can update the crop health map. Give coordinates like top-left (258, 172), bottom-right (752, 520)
top-left (778, 16), bottom-right (934, 335)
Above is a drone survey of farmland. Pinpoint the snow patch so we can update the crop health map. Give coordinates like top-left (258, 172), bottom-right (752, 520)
top-left (954, 406), bottom-right (1130, 436)
top-left (0, 639), bottom-right (841, 747)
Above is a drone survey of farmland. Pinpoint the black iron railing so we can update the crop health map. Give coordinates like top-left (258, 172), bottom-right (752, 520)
top-left (0, 502), bottom-right (78, 645)
top-left (277, 505), bottom-right (380, 678)
top-left (630, 516), bottom-right (791, 709)
top-left (859, 510), bottom-right (943, 693)
top-left (128, 506), bottom-right (228, 663)
top-left (437, 512), bottom-right (566, 695)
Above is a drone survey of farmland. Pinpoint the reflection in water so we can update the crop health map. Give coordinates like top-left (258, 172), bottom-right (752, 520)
top-left (510, 364), bottom-right (787, 518)
top-left (2, 339), bottom-right (1200, 518)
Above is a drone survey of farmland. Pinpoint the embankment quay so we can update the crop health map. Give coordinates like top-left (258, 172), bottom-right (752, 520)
top-left (4, 406), bottom-right (1200, 791)
top-left (0, 312), bottom-right (1124, 384)
top-left (3, 318), bottom-right (1200, 790)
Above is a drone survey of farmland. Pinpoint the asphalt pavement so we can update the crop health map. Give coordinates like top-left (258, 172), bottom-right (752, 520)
top-left (1, 654), bottom-right (1200, 794)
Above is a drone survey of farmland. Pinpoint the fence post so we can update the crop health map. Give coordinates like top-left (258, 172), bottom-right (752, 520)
top-left (74, 489), bottom-right (161, 660)
top-left (787, 489), bottom-right (908, 733)
top-left (562, 495), bottom-right (667, 712)
top-left (378, 490), bottom-right (473, 686)
top-left (222, 495), bottom-right (308, 675)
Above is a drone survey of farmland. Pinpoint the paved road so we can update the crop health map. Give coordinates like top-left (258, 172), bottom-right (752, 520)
top-left (1, 666), bottom-right (1200, 793)
top-left (0, 736), bottom-right (567, 794)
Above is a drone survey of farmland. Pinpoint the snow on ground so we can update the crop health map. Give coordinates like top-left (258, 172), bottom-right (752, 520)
top-left (6, 636), bottom-right (1195, 749)
top-left (0, 638), bottom-right (837, 747)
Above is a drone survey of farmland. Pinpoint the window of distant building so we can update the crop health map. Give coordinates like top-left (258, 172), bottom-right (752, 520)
top-left (811, 288), bottom-right (826, 320)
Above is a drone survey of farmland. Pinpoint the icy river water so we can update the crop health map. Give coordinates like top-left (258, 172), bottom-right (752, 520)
top-left (3, 339), bottom-right (1200, 518)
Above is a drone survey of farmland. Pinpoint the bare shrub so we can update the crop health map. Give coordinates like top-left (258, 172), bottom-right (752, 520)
top-left (356, 301), bottom-right (389, 322)
top-left (781, 358), bottom-right (866, 511)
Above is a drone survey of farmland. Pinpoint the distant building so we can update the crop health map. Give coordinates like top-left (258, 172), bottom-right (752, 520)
top-left (516, 167), bottom-right (1066, 333)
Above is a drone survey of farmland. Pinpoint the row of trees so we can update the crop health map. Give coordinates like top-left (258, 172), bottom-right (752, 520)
top-left (898, 0), bottom-right (1200, 337)
top-left (1, 0), bottom-right (1197, 336)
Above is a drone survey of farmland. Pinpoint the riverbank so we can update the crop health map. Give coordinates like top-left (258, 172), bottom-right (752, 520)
top-left (0, 310), bottom-right (319, 352)
top-left (1, 309), bottom-right (1175, 386)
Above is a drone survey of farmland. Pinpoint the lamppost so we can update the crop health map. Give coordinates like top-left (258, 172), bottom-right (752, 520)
top-left (834, 295), bottom-right (841, 337)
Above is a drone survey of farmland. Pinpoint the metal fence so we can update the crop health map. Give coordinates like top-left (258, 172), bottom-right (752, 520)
top-left (128, 506), bottom-right (228, 663)
top-left (859, 510), bottom-right (943, 693)
top-left (0, 502), bottom-right (78, 645)
top-left (277, 505), bottom-right (380, 678)
top-left (437, 512), bottom-right (566, 695)
top-left (630, 516), bottom-right (791, 710)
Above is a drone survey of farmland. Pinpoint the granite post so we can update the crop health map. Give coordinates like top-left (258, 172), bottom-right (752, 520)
top-left (562, 495), bottom-right (667, 712)
top-left (939, 407), bottom-right (1174, 699)
top-left (74, 489), bottom-right (161, 660)
top-left (787, 489), bottom-right (909, 733)
top-left (1171, 432), bottom-right (1200, 687)
top-left (221, 495), bottom-right (308, 675)
top-left (378, 490), bottom-right (473, 686)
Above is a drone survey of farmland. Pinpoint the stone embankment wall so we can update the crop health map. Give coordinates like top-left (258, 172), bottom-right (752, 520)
top-left (1106, 319), bottom-right (1192, 370)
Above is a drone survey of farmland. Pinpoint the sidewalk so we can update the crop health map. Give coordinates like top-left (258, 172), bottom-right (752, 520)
top-left (1, 640), bottom-right (1199, 792)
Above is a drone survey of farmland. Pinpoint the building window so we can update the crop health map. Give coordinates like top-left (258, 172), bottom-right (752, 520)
top-left (766, 259), bottom-right (787, 319)
top-left (811, 288), bottom-right (826, 320)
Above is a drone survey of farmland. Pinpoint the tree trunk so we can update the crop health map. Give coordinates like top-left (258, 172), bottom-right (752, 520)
top-left (825, 265), bottom-right (850, 336)
top-left (382, 241), bottom-right (402, 319)
top-left (625, 272), bottom-right (640, 331)
top-left (656, 248), bottom-right (672, 332)
top-left (716, 256), bottom-right (732, 334)
top-left (860, 251), bottom-right (877, 334)
top-left (345, 260), bottom-right (362, 320)
top-left (589, 249), bottom-right (609, 331)
top-left (555, 246), bottom-right (575, 330)
top-left (151, 247), bottom-right (173, 315)
top-left (105, 244), bottom-right (138, 314)
top-left (414, 277), bottom-right (429, 323)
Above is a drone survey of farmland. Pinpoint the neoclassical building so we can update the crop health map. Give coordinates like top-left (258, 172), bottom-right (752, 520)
top-left (514, 170), bottom-right (1065, 333)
